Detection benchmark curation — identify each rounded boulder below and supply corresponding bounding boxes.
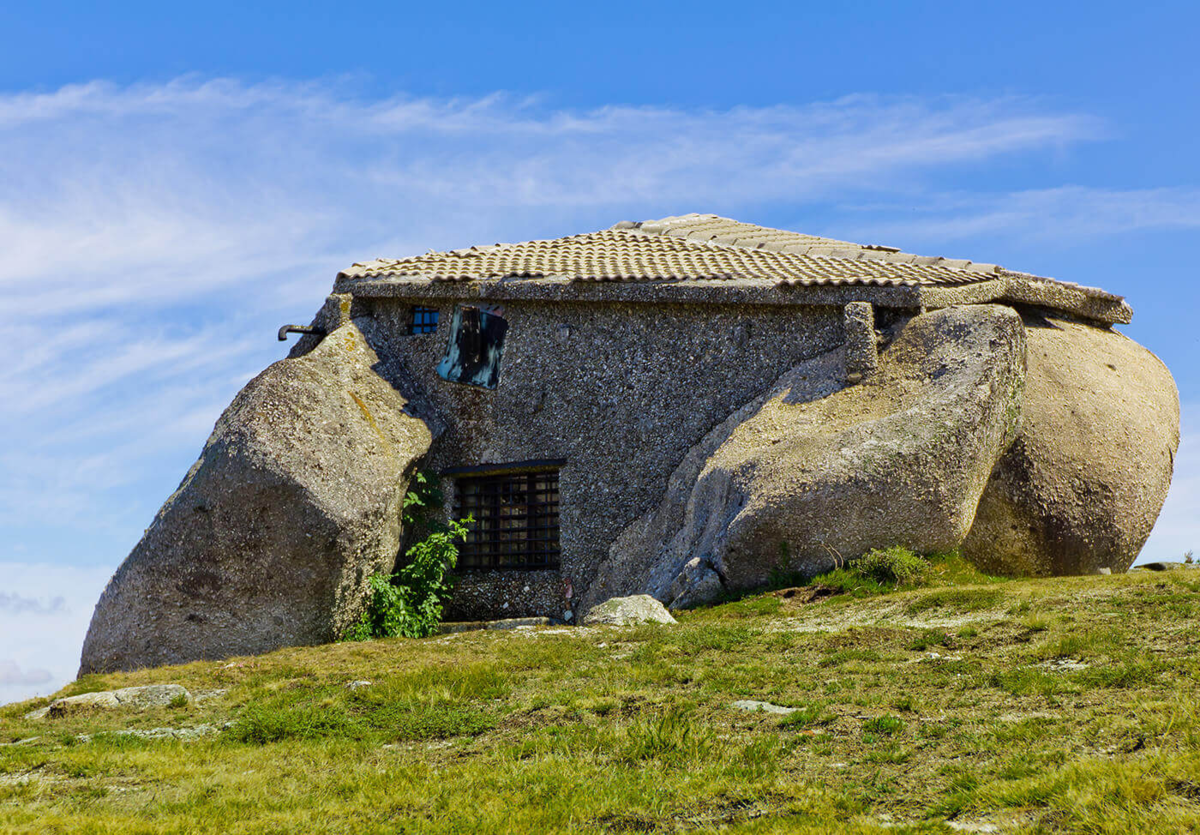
[962,311,1179,575]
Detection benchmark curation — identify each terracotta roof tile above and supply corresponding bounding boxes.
[344,225,988,288]
[337,213,1126,318]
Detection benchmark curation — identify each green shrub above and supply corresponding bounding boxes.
[347,516,470,641]
[342,468,476,641]
[401,469,443,530]
[853,546,929,587]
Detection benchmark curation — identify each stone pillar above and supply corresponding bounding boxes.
[843,302,878,384]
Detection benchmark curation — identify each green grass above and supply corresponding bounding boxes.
[905,587,1004,615]
[4,568,1200,833]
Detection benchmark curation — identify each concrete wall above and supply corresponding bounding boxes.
[362,297,845,619]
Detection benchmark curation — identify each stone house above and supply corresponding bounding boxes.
[80,214,1178,674]
[316,214,1134,618]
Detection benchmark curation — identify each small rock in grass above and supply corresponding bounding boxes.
[581,595,676,626]
[346,680,372,690]
[1040,658,1089,672]
[731,699,797,715]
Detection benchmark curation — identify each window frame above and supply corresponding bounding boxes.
[450,463,562,572]
[408,305,440,335]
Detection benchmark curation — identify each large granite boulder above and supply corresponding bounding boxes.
[962,312,1179,575]
[587,305,1026,610]
[80,320,432,674]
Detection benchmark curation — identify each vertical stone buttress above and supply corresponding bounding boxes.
[843,302,878,384]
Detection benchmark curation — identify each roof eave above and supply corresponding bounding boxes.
[334,273,928,309]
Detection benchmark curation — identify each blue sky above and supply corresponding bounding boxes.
[1,1,1196,704]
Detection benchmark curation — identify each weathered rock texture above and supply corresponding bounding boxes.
[80,320,432,674]
[962,311,1180,575]
[581,595,677,626]
[588,305,1027,609]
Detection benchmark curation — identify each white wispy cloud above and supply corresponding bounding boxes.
[840,185,1200,245]
[0,661,52,687]
[0,592,66,616]
[0,563,114,705]
[0,77,1193,705]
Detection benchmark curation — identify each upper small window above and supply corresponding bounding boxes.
[409,306,440,335]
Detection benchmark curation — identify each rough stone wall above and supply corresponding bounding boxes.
[363,298,847,617]
[442,569,569,622]
[592,304,1027,608]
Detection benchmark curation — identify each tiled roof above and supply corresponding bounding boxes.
[337,213,1128,322]
[342,218,1001,288]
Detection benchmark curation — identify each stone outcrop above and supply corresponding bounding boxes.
[581,595,677,626]
[80,320,432,674]
[962,312,1180,575]
[26,685,191,720]
[588,305,1027,609]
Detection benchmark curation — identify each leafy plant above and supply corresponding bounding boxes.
[401,469,444,529]
[347,517,471,641]
[346,471,471,641]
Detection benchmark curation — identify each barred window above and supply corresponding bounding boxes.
[454,470,560,570]
[409,306,440,335]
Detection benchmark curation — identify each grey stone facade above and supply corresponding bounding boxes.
[360,297,846,618]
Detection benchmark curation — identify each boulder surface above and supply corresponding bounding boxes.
[588,305,1027,609]
[962,312,1179,575]
[80,320,432,674]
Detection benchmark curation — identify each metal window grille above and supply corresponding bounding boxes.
[454,470,560,570]
[409,306,440,334]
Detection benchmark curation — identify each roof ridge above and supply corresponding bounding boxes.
[620,214,1018,277]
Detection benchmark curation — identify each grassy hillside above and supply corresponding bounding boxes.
[3,559,1199,833]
